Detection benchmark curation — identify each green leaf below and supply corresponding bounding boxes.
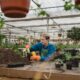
[67,27,80,41]
[64,1,73,10]
[0,18,4,29]
[38,10,48,16]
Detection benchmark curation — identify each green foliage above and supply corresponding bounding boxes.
[0,14,5,47]
[63,0,80,11]
[0,34,6,47]
[67,27,80,41]
[18,36,29,44]
[0,18,4,29]
[56,43,80,50]
[18,36,29,48]
[64,1,73,10]
[56,43,66,50]
[11,44,22,56]
[38,10,49,16]
[18,37,26,41]
[64,44,80,48]
[0,14,4,29]
[64,52,72,61]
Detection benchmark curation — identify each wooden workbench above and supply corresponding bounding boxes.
[0,62,80,80]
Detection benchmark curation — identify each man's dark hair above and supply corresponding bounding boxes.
[45,35,50,40]
[41,33,50,40]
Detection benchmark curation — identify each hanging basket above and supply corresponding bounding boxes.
[75,0,80,10]
[0,0,30,18]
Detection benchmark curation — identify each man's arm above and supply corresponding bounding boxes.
[30,43,41,52]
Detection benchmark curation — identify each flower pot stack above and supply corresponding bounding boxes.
[0,0,30,18]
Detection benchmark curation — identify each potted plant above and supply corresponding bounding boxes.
[66,60,72,70]
[64,52,72,70]
[71,58,79,68]
[55,59,64,71]
[0,0,30,18]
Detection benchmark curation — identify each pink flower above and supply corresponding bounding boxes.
[25,44,30,49]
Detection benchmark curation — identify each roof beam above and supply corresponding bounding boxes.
[6,22,80,29]
[5,14,80,22]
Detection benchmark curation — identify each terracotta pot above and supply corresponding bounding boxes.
[0,0,30,18]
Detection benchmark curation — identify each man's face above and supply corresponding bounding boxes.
[41,36,48,45]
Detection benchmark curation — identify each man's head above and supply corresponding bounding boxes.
[41,35,50,46]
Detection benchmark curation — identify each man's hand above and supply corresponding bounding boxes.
[30,55,40,61]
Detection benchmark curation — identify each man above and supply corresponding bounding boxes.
[30,35,56,61]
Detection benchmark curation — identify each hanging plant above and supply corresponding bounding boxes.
[64,1,73,10]
[63,0,80,10]
[38,10,49,16]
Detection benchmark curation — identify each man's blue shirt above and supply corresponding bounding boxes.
[30,42,56,61]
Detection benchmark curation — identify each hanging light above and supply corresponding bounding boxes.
[0,0,30,18]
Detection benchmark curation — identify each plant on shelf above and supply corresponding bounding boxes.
[67,27,80,44]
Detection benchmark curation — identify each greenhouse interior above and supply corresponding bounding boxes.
[0,0,80,80]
